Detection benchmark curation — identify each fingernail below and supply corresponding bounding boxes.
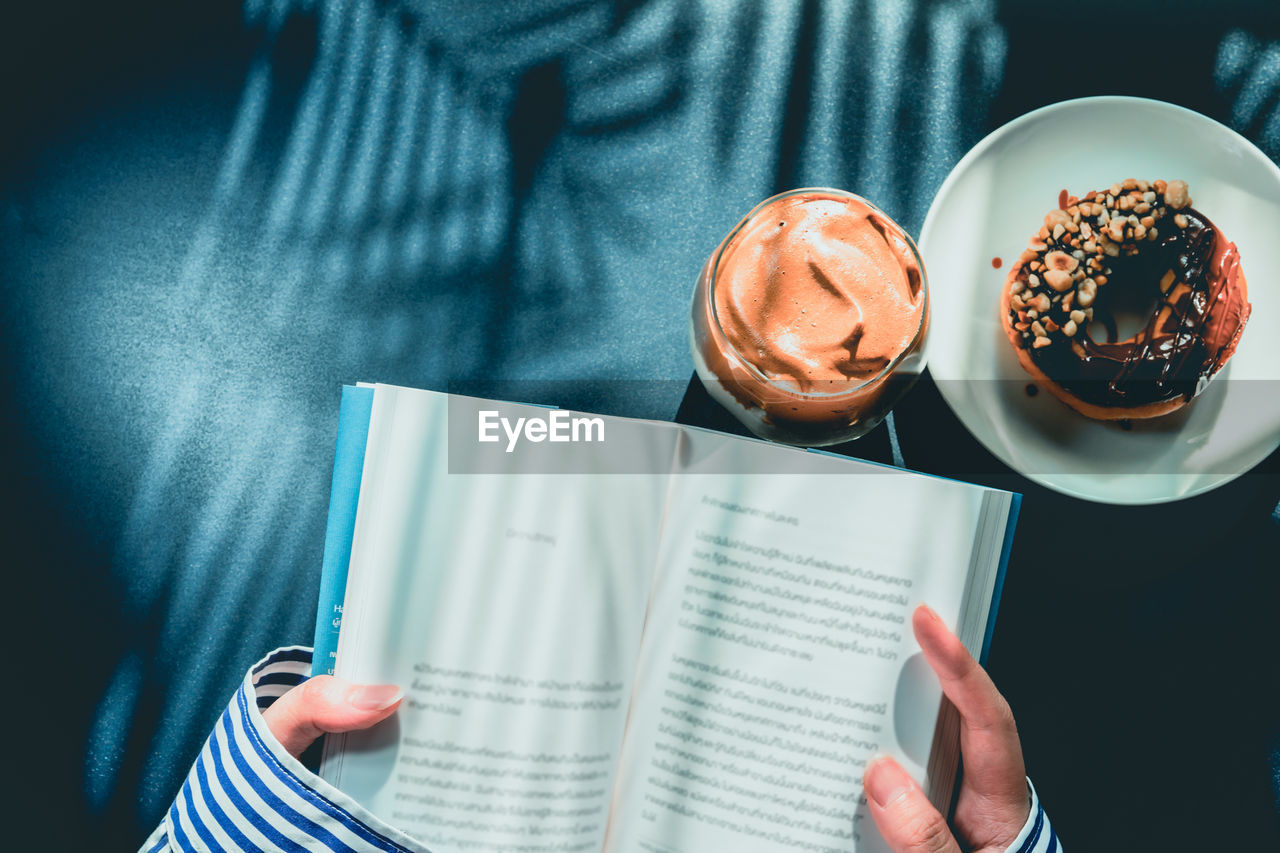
[864,756,913,807]
[917,604,941,623]
[348,685,403,711]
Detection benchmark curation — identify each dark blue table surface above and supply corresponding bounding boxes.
[4,1,1279,849]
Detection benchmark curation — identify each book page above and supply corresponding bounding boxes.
[604,430,987,853]
[322,387,678,853]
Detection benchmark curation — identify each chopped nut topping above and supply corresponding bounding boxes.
[1044,208,1071,230]
[1076,278,1097,307]
[1043,250,1078,273]
[1009,179,1192,352]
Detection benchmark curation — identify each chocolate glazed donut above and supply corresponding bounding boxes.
[1000,179,1251,420]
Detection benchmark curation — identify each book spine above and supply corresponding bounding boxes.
[310,385,376,677]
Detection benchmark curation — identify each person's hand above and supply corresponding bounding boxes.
[261,675,403,758]
[862,605,1030,853]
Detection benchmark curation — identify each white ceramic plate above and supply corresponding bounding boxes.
[919,97,1280,504]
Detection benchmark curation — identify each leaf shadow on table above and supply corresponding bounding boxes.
[53,0,703,841]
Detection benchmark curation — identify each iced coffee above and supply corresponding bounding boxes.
[691,188,929,445]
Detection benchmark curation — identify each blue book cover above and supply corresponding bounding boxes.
[980,492,1021,667]
[311,385,375,677]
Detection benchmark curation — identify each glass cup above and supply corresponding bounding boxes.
[690,188,929,446]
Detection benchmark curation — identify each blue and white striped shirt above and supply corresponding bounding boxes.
[142,647,1060,853]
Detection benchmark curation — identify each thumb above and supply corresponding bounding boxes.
[261,675,403,758]
[863,756,961,853]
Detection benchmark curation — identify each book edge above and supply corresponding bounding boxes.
[311,385,376,678]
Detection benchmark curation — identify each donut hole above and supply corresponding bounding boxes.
[1085,277,1162,345]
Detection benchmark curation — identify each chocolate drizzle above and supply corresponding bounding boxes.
[1020,207,1247,408]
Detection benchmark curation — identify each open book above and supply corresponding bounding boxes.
[313,384,1020,853]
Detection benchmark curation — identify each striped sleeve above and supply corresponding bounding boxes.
[139,646,432,853]
[1004,779,1061,853]
[143,647,1061,853]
